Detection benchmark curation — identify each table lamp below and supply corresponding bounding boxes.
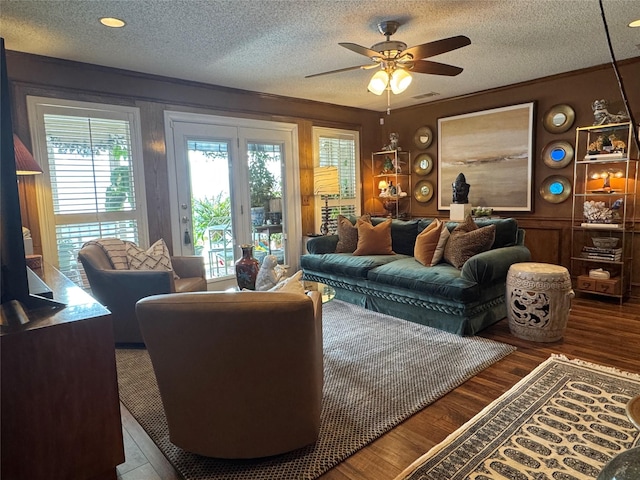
[313,166,340,235]
[14,134,43,175]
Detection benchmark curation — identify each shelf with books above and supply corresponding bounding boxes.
[570,121,638,302]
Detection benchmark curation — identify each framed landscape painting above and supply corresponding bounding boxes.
[437,102,535,211]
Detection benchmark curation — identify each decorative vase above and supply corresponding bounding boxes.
[235,244,260,290]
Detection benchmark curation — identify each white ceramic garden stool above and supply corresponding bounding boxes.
[506,262,574,342]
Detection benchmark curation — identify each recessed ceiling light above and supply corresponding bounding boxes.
[99,17,126,28]
[629,19,640,28]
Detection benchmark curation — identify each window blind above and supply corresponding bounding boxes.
[42,113,141,285]
[314,128,360,233]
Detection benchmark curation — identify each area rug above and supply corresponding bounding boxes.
[115,300,516,480]
[396,354,640,480]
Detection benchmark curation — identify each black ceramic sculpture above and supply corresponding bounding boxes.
[452,173,470,204]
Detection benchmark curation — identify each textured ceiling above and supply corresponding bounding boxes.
[1,0,639,112]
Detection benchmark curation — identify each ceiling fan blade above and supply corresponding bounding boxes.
[305,64,374,79]
[410,60,464,76]
[402,35,471,61]
[339,42,382,59]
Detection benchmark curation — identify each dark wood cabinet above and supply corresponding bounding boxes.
[1,264,124,479]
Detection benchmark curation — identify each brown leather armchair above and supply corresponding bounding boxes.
[135,291,323,458]
[78,244,207,343]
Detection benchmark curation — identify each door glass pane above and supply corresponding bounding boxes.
[248,142,285,265]
[187,140,235,280]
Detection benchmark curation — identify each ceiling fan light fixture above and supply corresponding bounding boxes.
[390,69,412,94]
[368,70,389,95]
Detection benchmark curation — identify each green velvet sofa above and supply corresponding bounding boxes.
[301,217,531,335]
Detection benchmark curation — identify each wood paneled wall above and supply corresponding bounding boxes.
[379,57,640,293]
[6,51,379,254]
[7,50,640,296]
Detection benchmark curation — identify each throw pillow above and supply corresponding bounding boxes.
[432,225,451,265]
[353,218,395,256]
[82,238,129,270]
[125,239,179,278]
[454,213,478,234]
[414,218,450,266]
[335,214,371,253]
[268,270,305,295]
[443,221,496,269]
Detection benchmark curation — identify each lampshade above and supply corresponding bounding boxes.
[313,166,340,195]
[367,70,389,96]
[390,69,412,94]
[378,180,388,190]
[14,134,43,175]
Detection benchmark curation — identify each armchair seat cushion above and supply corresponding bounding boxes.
[175,276,207,293]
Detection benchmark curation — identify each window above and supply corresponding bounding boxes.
[27,97,147,285]
[312,127,360,233]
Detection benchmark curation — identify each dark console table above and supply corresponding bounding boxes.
[1,263,125,479]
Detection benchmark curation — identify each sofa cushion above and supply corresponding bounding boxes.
[300,252,408,279]
[336,214,370,253]
[371,217,419,255]
[444,219,496,269]
[367,257,479,303]
[475,217,518,248]
[354,218,394,255]
[419,216,518,249]
[414,218,450,266]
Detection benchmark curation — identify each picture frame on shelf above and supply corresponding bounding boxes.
[437,102,535,211]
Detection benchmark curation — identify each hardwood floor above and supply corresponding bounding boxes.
[117,295,640,479]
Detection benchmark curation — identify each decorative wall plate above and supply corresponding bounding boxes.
[414,180,434,203]
[543,104,575,133]
[413,126,433,149]
[540,175,571,203]
[413,153,433,176]
[542,140,574,169]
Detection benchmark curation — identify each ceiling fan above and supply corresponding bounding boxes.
[306,20,470,97]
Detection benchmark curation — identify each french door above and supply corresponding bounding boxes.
[165,113,300,286]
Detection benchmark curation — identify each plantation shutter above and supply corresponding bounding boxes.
[35,106,145,285]
[314,128,360,233]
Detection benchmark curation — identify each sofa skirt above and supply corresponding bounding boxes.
[312,274,507,336]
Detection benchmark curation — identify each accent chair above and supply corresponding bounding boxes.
[135,290,323,458]
[78,243,207,343]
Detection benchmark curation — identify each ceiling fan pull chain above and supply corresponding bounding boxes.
[387,88,391,115]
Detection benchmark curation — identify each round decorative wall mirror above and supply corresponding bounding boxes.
[413,153,433,175]
[542,140,574,168]
[543,104,575,133]
[540,175,571,203]
[413,126,433,149]
[414,180,434,203]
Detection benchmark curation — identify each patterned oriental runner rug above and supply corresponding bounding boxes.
[116,300,515,480]
[396,355,640,480]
